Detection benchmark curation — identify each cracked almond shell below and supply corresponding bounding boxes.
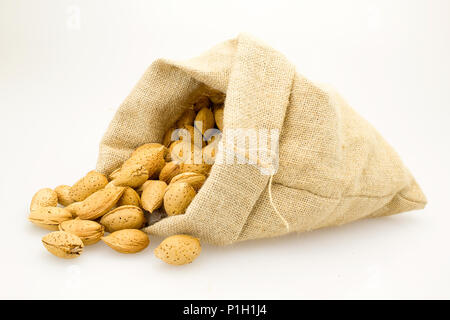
[42,231,84,259]
[112,163,149,188]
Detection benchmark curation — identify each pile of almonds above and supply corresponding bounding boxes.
[28,90,225,266]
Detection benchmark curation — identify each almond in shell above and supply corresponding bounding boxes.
[168,141,202,163]
[69,185,125,220]
[149,156,166,179]
[154,234,201,265]
[180,162,211,176]
[30,188,58,211]
[109,167,122,180]
[118,187,141,207]
[102,229,149,254]
[141,180,167,213]
[29,207,73,230]
[112,163,149,188]
[100,205,145,232]
[59,219,104,245]
[135,180,152,195]
[194,107,215,134]
[54,185,74,207]
[159,161,182,184]
[174,125,194,144]
[202,140,219,165]
[126,143,167,177]
[163,182,196,216]
[69,171,108,202]
[42,231,84,259]
[170,172,206,192]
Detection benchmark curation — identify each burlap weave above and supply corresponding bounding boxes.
[96,34,427,245]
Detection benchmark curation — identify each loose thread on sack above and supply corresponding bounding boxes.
[267,174,290,231]
[222,143,290,231]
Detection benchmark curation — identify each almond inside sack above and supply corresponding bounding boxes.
[96,34,427,245]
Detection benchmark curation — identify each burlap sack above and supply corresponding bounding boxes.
[96,34,427,245]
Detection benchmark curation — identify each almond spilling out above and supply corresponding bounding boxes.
[59,219,104,245]
[54,185,74,207]
[30,87,226,263]
[163,182,196,216]
[30,188,58,212]
[29,207,73,230]
[69,171,109,202]
[68,185,125,220]
[100,205,146,232]
[42,231,84,259]
[154,234,201,266]
[102,229,149,254]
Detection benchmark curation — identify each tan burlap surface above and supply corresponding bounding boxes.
[96,34,427,245]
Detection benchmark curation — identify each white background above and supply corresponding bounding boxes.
[1,0,449,299]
